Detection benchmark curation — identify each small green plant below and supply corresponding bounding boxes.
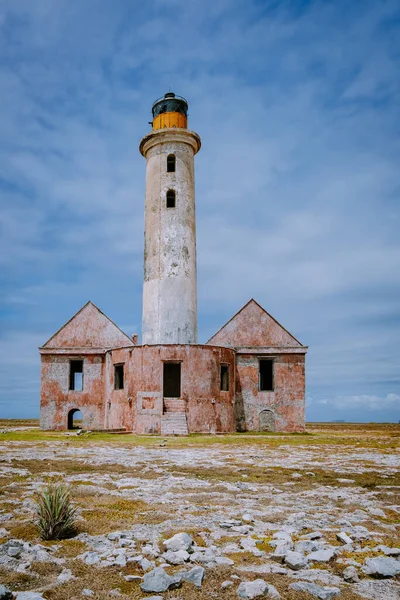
[34,483,77,540]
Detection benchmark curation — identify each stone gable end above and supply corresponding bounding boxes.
[208,299,302,348]
[41,302,132,349]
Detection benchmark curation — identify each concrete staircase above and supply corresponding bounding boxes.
[161,405,188,436]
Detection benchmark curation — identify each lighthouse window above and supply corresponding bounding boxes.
[220,364,229,391]
[69,360,83,391]
[167,154,176,172]
[114,364,124,390]
[259,359,274,391]
[166,190,176,208]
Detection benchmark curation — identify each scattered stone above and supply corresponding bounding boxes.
[285,551,308,570]
[7,545,21,558]
[84,552,100,565]
[16,594,46,600]
[180,565,205,587]
[0,585,12,600]
[267,585,281,599]
[109,590,121,597]
[57,568,74,584]
[215,556,234,566]
[222,580,234,588]
[82,590,94,597]
[289,582,340,599]
[140,557,156,571]
[140,567,182,593]
[307,549,335,562]
[141,597,163,600]
[343,565,359,583]
[336,532,353,545]
[162,549,189,565]
[377,545,400,556]
[291,472,302,479]
[162,533,193,553]
[305,531,323,540]
[363,556,400,578]
[242,513,254,522]
[124,575,142,582]
[237,579,269,598]
[220,520,242,529]
[295,540,321,554]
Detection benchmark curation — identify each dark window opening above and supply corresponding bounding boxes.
[259,359,274,391]
[68,409,82,430]
[114,364,124,390]
[163,362,181,397]
[166,189,176,208]
[69,360,83,391]
[220,364,229,391]
[167,154,176,172]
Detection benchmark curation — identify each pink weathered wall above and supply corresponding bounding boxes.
[208,299,303,348]
[235,352,305,432]
[102,345,236,433]
[40,354,106,430]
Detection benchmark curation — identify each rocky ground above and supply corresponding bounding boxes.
[0,423,399,600]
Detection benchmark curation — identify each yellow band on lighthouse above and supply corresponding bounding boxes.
[152,112,187,130]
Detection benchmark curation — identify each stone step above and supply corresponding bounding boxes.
[161,413,188,436]
[163,398,186,412]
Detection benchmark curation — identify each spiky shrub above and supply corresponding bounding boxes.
[34,483,78,540]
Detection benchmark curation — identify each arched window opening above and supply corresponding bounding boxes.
[68,409,83,430]
[167,154,176,173]
[166,190,176,208]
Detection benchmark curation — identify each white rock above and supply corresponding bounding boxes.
[124,575,142,581]
[0,585,12,600]
[336,532,353,545]
[141,597,163,600]
[305,531,323,540]
[237,579,269,599]
[242,513,254,522]
[377,545,400,556]
[267,585,281,599]
[363,556,400,578]
[162,532,193,553]
[272,531,292,543]
[16,594,46,600]
[215,556,234,566]
[140,567,182,593]
[57,568,74,584]
[162,549,189,565]
[82,590,94,597]
[140,557,156,571]
[307,549,335,562]
[289,582,340,599]
[180,565,205,587]
[295,540,321,554]
[285,551,308,570]
[343,565,359,582]
[222,580,234,588]
[84,552,100,565]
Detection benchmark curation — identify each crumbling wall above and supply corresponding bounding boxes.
[40,354,105,430]
[235,352,305,433]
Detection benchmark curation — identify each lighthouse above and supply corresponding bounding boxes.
[139,93,201,345]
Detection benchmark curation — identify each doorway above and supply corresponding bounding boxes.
[259,409,275,432]
[68,409,83,430]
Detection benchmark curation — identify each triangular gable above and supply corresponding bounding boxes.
[207,299,303,348]
[41,301,132,349]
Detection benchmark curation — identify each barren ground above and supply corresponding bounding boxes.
[0,422,399,600]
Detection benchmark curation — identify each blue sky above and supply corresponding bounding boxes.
[0,0,399,422]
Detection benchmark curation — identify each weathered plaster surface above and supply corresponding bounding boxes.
[208,299,303,348]
[141,129,200,345]
[235,352,306,433]
[42,301,132,350]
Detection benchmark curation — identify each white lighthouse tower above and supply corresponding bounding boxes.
[139,93,201,345]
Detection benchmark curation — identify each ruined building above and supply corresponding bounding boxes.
[39,93,307,434]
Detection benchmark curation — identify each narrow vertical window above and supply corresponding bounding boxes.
[114,364,124,390]
[69,360,83,391]
[166,189,176,208]
[259,359,274,391]
[167,154,176,172]
[220,364,229,391]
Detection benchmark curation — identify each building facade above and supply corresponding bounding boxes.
[39,93,307,434]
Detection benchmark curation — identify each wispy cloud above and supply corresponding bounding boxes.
[0,0,399,420]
